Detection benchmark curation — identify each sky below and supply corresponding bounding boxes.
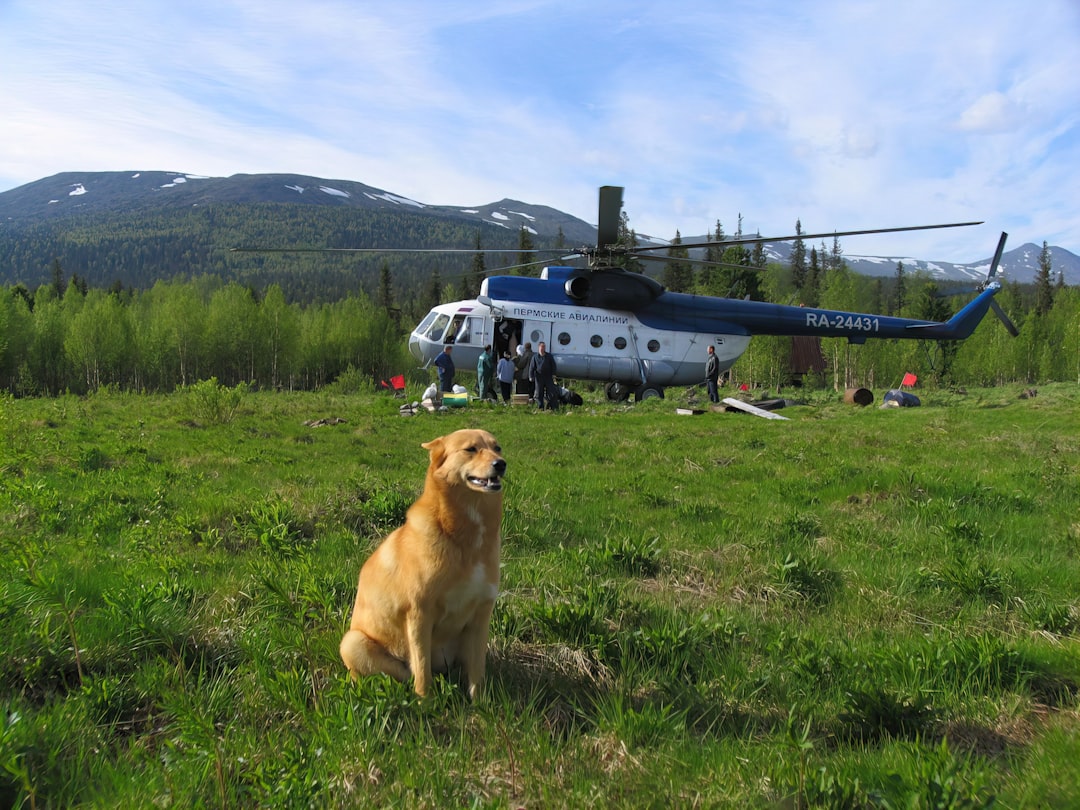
[1,0,1078,262]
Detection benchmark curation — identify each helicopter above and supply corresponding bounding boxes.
[405,186,1014,401]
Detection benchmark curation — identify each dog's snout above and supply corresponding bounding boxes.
[492,458,507,476]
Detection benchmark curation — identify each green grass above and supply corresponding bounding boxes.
[1,383,1078,808]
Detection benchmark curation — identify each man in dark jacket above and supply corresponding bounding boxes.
[434,345,455,394]
[530,341,559,410]
[705,344,721,403]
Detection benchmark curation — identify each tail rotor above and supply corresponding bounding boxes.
[985,232,1018,336]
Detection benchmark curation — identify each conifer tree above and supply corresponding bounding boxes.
[714,217,761,302]
[662,231,693,292]
[517,225,536,277]
[893,261,906,314]
[423,269,442,314]
[806,247,821,307]
[467,231,486,297]
[51,259,66,298]
[830,234,843,271]
[613,211,644,273]
[751,234,766,270]
[699,220,726,293]
[790,220,807,293]
[1035,240,1054,316]
[377,261,395,312]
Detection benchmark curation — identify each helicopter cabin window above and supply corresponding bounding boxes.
[614,337,627,350]
[447,314,479,344]
[424,313,450,342]
[558,332,571,346]
[590,335,603,348]
[647,339,661,353]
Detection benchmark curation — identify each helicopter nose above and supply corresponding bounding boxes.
[408,333,424,363]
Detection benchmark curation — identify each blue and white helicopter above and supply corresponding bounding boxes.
[407,186,1015,401]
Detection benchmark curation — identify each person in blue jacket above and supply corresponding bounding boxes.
[434,345,455,394]
[496,351,516,403]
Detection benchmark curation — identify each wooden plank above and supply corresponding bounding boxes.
[721,397,790,420]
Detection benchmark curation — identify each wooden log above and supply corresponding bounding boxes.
[722,397,790,420]
[844,387,874,406]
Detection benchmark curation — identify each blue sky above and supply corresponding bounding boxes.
[1,0,1077,262]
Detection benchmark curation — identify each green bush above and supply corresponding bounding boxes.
[186,377,248,424]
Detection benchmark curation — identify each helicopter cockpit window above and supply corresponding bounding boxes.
[590,335,603,348]
[416,311,438,334]
[457,315,479,343]
[446,315,467,344]
[647,339,661,353]
[558,332,571,346]
[424,314,450,342]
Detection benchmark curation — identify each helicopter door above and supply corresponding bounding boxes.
[493,318,523,357]
[626,325,648,384]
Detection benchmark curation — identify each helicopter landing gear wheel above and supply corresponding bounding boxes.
[634,385,664,402]
[605,381,632,402]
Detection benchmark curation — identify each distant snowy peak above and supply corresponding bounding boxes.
[752,241,1078,285]
[2,170,1075,283]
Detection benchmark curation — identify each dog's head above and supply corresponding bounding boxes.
[422,429,506,494]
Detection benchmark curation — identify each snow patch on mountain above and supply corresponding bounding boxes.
[362,191,423,207]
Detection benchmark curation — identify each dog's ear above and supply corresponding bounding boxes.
[421,436,446,468]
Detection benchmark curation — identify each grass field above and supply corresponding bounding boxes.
[1,382,1078,808]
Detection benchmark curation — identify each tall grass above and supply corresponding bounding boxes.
[1,384,1078,807]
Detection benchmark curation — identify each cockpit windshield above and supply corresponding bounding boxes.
[422,313,451,342]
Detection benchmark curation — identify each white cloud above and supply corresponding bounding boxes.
[956,93,1021,133]
[0,0,1078,261]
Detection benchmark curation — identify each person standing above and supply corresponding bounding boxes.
[530,341,559,411]
[705,344,721,403]
[476,344,495,400]
[496,351,515,403]
[514,341,535,400]
[434,345,455,395]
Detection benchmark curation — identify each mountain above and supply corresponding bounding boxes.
[0,171,598,244]
[753,240,1079,286]
[1,171,1076,291]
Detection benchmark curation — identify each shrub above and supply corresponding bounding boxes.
[186,377,248,424]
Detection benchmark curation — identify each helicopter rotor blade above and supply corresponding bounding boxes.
[229,246,560,255]
[631,221,984,254]
[990,298,1019,337]
[636,253,771,273]
[984,232,1018,336]
[596,185,623,249]
[985,231,1008,283]
[485,255,580,275]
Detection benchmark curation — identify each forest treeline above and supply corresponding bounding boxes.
[0,273,421,396]
[1,256,1077,398]
[1,200,1077,396]
[0,203,547,302]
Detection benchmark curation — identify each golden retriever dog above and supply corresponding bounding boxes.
[340,429,505,699]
